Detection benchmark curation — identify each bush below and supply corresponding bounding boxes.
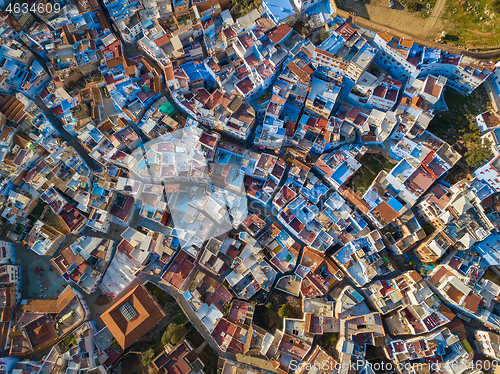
[111,338,121,349]
[223,303,231,318]
[161,323,186,345]
[142,348,155,366]
[423,223,435,236]
[492,0,500,13]
[406,1,419,11]
[277,304,291,318]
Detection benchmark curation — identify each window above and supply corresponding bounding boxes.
[120,302,138,321]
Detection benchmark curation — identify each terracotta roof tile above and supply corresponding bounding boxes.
[101,284,166,349]
[22,287,76,314]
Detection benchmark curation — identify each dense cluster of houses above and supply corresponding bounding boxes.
[1,0,500,372]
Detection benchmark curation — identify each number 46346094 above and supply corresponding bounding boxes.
[5,2,61,14]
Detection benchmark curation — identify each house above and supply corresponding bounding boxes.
[51,236,113,294]
[414,179,493,261]
[118,228,154,267]
[475,155,500,192]
[367,77,401,111]
[365,270,455,335]
[100,249,141,298]
[9,286,89,355]
[152,341,205,373]
[162,251,196,292]
[476,330,500,360]
[313,23,376,83]
[225,243,277,299]
[100,284,166,349]
[305,78,340,119]
[37,321,104,373]
[417,75,447,107]
[23,220,65,256]
[314,145,364,189]
[476,111,500,133]
[384,327,474,373]
[427,264,500,330]
[299,247,343,298]
[261,0,297,24]
[295,346,337,374]
[334,230,388,287]
[373,31,494,94]
[337,312,385,374]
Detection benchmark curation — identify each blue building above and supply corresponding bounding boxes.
[261,0,297,24]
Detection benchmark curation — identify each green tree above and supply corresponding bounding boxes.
[142,348,155,366]
[315,29,329,45]
[277,304,291,318]
[265,301,273,316]
[161,323,186,345]
[423,223,435,236]
[461,122,493,169]
[318,333,338,349]
[464,138,493,169]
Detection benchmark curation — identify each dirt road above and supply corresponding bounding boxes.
[424,0,447,35]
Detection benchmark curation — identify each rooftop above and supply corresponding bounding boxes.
[100,284,166,349]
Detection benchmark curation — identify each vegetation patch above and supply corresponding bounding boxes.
[30,200,47,220]
[145,282,175,307]
[348,165,376,195]
[346,150,395,195]
[461,339,473,353]
[173,313,188,325]
[186,326,205,348]
[162,323,187,346]
[315,28,329,45]
[442,0,500,48]
[428,87,492,174]
[254,291,302,331]
[58,333,77,353]
[201,344,218,374]
[230,0,262,18]
[461,122,493,169]
[318,333,339,357]
[360,153,396,175]
[400,0,437,16]
[141,348,155,367]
